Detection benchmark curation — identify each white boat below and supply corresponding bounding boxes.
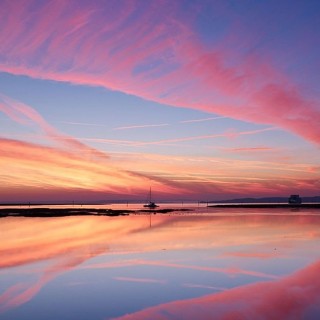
[143,188,159,208]
[288,194,302,205]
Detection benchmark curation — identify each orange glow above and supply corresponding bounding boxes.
[3,137,319,201]
[0,138,181,201]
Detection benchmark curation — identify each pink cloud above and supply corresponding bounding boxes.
[0,1,319,145]
[113,259,320,319]
[0,94,108,160]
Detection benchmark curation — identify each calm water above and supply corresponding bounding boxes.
[1,206,320,319]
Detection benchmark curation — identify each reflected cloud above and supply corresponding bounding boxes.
[0,252,97,312]
[1,214,320,314]
[3,214,319,270]
[0,216,153,312]
[114,259,320,320]
[0,216,144,269]
[82,258,278,280]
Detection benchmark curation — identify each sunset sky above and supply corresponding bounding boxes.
[0,0,319,203]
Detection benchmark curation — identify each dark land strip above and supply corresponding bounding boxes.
[208,203,320,209]
[0,207,191,218]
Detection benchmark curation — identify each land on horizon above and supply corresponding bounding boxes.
[2,197,320,219]
[2,195,320,206]
[209,195,320,204]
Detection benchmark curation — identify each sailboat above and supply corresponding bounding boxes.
[143,187,159,208]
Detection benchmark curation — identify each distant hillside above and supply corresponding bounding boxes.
[210,196,320,204]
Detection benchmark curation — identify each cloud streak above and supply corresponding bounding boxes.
[0,94,108,160]
[179,116,226,123]
[0,1,319,144]
[113,123,169,130]
[81,127,277,147]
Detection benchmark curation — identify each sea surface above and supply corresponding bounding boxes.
[1,205,320,319]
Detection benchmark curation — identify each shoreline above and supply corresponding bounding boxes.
[208,203,320,209]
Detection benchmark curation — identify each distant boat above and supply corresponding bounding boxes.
[288,194,302,205]
[143,187,159,209]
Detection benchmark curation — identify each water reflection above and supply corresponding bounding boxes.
[114,259,320,320]
[1,212,320,319]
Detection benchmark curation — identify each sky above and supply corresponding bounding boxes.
[0,0,320,203]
